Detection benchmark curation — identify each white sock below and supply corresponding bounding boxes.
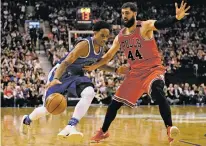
[29,106,50,121]
[72,86,95,121]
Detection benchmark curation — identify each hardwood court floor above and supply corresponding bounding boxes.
[1,106,206,146]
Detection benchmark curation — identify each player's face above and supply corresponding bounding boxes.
[94,28,110,47]
[121,8,136,28]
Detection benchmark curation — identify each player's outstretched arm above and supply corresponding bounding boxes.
[83,35,120,71]
[143,0,190,31]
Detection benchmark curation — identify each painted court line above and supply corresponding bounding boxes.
[179,140,201,146]
[85,114,206,123]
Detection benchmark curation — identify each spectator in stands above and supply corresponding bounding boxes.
[167,84,180,105]
[195,91,205,107]
[3,85,14,107]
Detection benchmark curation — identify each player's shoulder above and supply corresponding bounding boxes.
[141,20,156,27]
[71,39,90,57]
[74,39,89,49]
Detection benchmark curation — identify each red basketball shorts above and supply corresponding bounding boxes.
[114,69,165,108]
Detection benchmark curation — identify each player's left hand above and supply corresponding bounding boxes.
[175,1,190,20]
[83,65,98,72]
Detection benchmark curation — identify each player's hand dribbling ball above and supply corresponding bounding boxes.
[45,93,67,115]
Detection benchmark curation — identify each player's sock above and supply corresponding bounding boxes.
[151,80,172,127]
[102,99,123,133]
[29,106,50,121]
[68,117,79,126]
[68,86,95,126]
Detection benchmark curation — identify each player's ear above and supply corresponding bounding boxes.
[134,12,137,17]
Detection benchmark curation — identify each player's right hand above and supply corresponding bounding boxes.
[46,79,62,89]
[116,66,130,75]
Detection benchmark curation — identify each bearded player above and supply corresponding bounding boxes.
[84,1,190,144]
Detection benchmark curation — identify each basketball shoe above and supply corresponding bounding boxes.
[90,128,110,142]
[19,115,32,135]
[57,125,83,142]
[167,126,180,144]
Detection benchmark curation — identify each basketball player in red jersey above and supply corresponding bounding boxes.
[84,1,190,144]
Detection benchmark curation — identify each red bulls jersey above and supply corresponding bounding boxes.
[118,21,165,72]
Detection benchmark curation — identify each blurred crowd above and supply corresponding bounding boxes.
[1,0,26,30]
[1,48,46,107]
[1,0,206,107]
[1,1,46,107]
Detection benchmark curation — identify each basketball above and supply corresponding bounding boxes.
[45,93,67,115]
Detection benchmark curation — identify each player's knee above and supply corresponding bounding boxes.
[151,80,164,94]
[151,80,166,101]
[81,86,95,102]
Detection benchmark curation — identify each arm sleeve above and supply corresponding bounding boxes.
[154,16,179,29]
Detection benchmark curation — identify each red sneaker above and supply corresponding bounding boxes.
[91,128,109,142]
[167,126,180,143]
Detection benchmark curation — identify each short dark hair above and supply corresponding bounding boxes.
[121,2,137,12]
[92,21,111,32]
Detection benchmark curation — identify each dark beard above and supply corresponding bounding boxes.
[122,17,135,28]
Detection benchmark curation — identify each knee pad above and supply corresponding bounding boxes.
[80,86,95,103]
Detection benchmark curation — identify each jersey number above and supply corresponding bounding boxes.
[128,49,143,61]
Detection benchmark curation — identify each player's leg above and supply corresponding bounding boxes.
[91,76,143,142]
[150,80,172,127]
[90,99,123,142]
[20,107,50,133]
[102,100,124,133]
[58,83,95,140]
[70,83,95,125]
[19,88,51,134]
[20,65,58,134]
[150,79,179,143]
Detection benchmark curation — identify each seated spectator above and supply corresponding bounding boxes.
[167,84,181,105]
[4,85,14,107]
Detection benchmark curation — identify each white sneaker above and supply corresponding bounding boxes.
[57,125,83,142]
[19,115,31,136]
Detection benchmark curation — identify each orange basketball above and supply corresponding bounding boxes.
[45,93,67,115]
